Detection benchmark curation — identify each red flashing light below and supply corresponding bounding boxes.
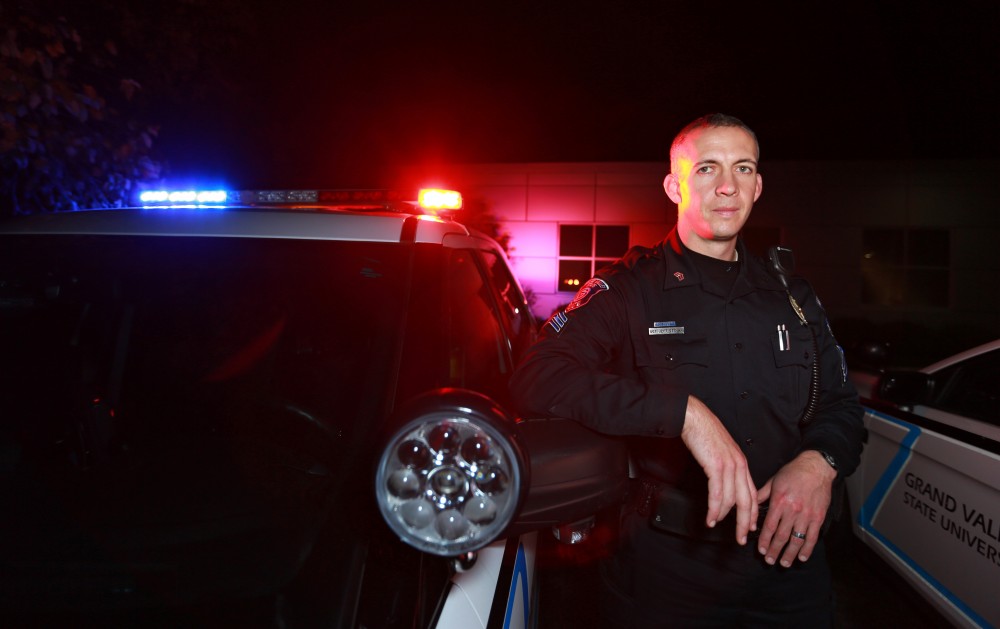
[418,189,463,212]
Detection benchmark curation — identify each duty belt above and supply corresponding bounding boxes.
[635,479,767,544]
[634,478,841,542]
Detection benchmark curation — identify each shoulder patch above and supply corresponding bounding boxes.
[565,278,610,313]
[546,310,569,334]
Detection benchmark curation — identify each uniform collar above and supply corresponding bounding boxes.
[659,227,785,297]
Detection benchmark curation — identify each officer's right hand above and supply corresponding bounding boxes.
[680,395,758,545]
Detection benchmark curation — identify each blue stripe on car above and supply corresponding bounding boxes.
[859,407,991,628]
[503,542,530,629]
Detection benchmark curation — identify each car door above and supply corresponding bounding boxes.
[850,349,1000,628]
[433,245,537,628]
[374,241,537,628]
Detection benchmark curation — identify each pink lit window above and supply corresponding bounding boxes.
[558,225,629,292]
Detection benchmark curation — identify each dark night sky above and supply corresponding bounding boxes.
[152,1,1000,188]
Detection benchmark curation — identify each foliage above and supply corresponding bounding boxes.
[0,0,255,216]
[458,195,538,310]
[460,195,512,253]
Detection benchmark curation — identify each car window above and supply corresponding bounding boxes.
[445,249,510,400]
[0,235,407,475]
[478,249,534,362]
[931,348,1000,426]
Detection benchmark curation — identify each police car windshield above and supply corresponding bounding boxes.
[0,234,406,486]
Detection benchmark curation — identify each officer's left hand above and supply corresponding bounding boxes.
[755,451,837,568]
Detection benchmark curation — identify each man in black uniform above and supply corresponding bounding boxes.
[510,113,866,627]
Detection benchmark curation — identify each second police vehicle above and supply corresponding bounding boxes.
[846,338,1000,628]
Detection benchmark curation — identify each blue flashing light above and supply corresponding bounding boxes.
[139,190,228,205]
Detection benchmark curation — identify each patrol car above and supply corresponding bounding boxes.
[845,338,1000,628]
[0,189,627,628]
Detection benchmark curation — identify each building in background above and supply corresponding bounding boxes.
[408,160,999,366]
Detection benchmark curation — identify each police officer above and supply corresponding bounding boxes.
[510,114,866,627]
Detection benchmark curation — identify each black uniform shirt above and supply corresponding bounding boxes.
[510,227,866,490]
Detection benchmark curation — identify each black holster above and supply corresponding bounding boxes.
[647,483,762,543]
[636,478,843,543]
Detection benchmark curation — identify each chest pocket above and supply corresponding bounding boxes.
[634,336,711,404]
[638,337,710,370]
[770,325,813,419]
[770,325,814,369]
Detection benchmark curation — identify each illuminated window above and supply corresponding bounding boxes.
[558,225,629,292]
[861,228,950,307]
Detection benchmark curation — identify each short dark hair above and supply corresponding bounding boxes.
[669,113,759,167]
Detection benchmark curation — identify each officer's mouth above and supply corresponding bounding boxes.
[711,206,741,218]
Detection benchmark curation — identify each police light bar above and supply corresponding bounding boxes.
[135,188,463,213]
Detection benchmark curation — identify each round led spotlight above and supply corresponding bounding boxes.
[387,468,422,499]
[461,435,492,464]
[427,423,461,456]
[428,465,469,503]
[464,495,498,525]
[397,439,431,467]
[400,499,436,528]
[435,509,470,540]
[474,465,509,494]
[375,390,525,557]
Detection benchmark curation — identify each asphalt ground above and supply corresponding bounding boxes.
[535,513,950,628]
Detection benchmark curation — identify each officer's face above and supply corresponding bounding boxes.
[664,126,762,255]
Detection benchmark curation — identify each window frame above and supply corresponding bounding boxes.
[929,349,1000,427]
[557,224,630,293]
[861,227,951,308]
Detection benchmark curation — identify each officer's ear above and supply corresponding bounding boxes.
[664,173,682,204]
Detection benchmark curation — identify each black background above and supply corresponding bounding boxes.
[152,0,1000,188]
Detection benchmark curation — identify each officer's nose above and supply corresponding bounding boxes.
[716,173,738,196]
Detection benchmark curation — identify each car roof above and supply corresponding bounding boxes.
[0,206,477,246]
[923,338,1000,373]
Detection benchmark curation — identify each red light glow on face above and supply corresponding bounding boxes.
[665,127,761,256]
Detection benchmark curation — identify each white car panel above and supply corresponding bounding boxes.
[436,533,537,629]
[851,407,1000,628]
[917,406,1000,444]
[0,207,472,244]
